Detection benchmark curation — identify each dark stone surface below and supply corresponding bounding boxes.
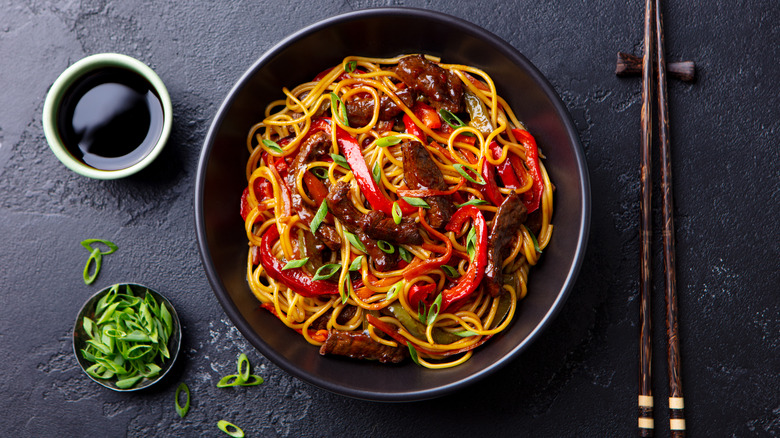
[1,0,777,436]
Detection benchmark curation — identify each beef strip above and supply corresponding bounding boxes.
[325,181,422,271]
[283,131,341,250]
[345,88,414,127]
[393,54,464,113]
[401,141,456,229]
[319,330,409,363]
[485,193,528,297]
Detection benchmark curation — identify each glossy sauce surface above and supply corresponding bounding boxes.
[58,67,164,171]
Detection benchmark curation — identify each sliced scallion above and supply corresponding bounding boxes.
[386,280,404,301]
[401,196,430,208]
[329,92,349,127]
[426,294,443,326]
[377,240,395,254]
[375,135,402,148]
[175,382,190,418]
[456,198,489,207]
[343,231,366,253]
[345,60,357,73]
[217,420,245,438]
[441,265,460,278]
[453,163,486,185]
[312,264,341,281]
[524,224,543,253]
[348,255,364,271]
[372,160,381,184]
[438,108,466,129]
[398,246,413,263]
[329,153,351,171]
[261,138,284,154]
[282,258,309,270]
[80,239,118,285]
[408,343,420,365]
[392,201,402,225]
[310,202,328,235]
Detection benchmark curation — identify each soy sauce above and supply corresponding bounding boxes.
[57,67,164,171]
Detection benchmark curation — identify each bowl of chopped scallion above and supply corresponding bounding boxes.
[72,283,182,391]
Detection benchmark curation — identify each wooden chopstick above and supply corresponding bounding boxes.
[638,0,655,435]
[654,0,686,436]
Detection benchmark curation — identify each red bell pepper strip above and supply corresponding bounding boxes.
[479,158,504,206]
[396,177,465,198]
[413,102,441,129]
[440,205,488,312]
[258,226,340,297]
[489,141,521,189]
[511,129,544,213]
[403,113,426,143]
[407,283,436,310]
[402,208,453,281]
[240,177,273,221]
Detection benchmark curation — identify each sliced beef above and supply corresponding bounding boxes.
[284,131,341,250]
[319,330,409,363]
[394,54,464,113]
[401,141,456,229]
[345,88,414,127]
[485,193,528,297]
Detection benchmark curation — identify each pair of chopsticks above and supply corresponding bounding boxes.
[632,0,687,436]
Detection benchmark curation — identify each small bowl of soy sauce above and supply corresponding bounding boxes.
[43,53,172,179]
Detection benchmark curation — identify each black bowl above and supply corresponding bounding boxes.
[195,7,590,401]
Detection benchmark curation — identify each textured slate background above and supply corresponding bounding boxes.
[1,0,778,436]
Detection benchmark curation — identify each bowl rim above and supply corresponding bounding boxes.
[42,52,173,180]
[72,282,182,392]
[195,6,590,401]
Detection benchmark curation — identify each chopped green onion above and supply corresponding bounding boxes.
[456,198,489,207]
[453,330,479,337]
[329,92,349,127]
[345,60,357,73]
[392,201,402,225]
[386,280,404,301]
[81,239,118,254]
[441,265,460,278]
[340,275,352,304]
[398,246,413,263]
[417,301,427,324]
[282,258,309,270]
[329,153,351,170]
[438,108,466,129]
[217,420,245,438]
[375,135,402,148]
[261,138,284,154]
[377,240,395,254]
[310,166,328,179]
[401,196,430,208]
[175,383,190,418]
[312,264,341,281]
[310,202,328,235]
[349,255,364,271]
[466,227,477,261]
[372,160,381,184]
[217,374,241,388]
[453,163,486,185]
[426,294,443,326]
[116,375,143,389]
[523,225,543,253]
[408,343,420,365]
[343,230,366,253]
[237,353,250,382]
[83,249,102,285]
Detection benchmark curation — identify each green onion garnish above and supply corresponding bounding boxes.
[398,246,413,263]
[392,201,402,225]
[217,420,245,438]
[282,258,309,270]
[438,108,466,129]
[386,280,404,301]
[237,353,250,382]
[345,60,357,73]
[78,284,175,389]
[426,294,443,326]
[466,227,477,261]
[441,265,460,278]
[329,153,351,171]
[312,264,341,281]
[262,138,284,154]
[418,301,427,324]
[375,135,402,148]
[372,160,381,184]
[216,353,264,388]
[80,239,118,285]
[343,230,366,253]
[310,202,328,234]
[377,240,395,254]
[349,255,364,271]
[340,275,352,304]
[310,167,328,179]
[329,92,349,127]
[408,343,420,365]
[453,163,486,185]
[401,196,430,208]
[456,198,489,207]
[524,224,542,253]
[175,383,190,418]
[453,330,479,337]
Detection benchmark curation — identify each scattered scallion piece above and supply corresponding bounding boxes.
[344,60,357,73]
[343,230,366,253]
[310,166,328,179]
[426,294,443,326]
[175,382,190,418]
[377,240,395,254]
[523,224,543,253]
[217,420,245,438]
[408,343,420,365]
[401,196,430,208]
[312,264,341,281]
[441,265,460,278]
[261,138,284,155]
[398,246,413,263]
[80,239,118,285]
[216,353,264,388]
[282,258,309,270]
[386,280,404,301]
[438,108,466,129]
[340,275,352,304]
[391,201,402,225]
[453,163,486,185]
[466,227,477,261]
[349,255,364,271]
[329,153,351,170]
[453,330,479,337]
[329,92,349,127]
[78,284,175,389]
[310,202,328,235]
[456,198,489,207]
[375,135,402,148]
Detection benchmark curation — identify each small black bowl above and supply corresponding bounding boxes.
[195,7,590,401]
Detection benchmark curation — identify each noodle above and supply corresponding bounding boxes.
[239,55,554,368]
